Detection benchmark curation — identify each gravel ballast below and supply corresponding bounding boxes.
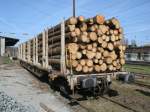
[0,91,37,112]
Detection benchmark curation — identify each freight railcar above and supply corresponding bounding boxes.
[18,15,126,95]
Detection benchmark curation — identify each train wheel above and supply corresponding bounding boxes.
[97,78,110,95]
[49,77,71,95]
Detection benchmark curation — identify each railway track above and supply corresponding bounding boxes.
[133,73,150,89]
[134,81,150,89]
[61,87,141,112]
[100,96,139,112]
[68,94,140,112]
[134,73,150,78]
[126,61,150,66]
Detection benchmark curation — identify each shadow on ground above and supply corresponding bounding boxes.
[136,89,150,97]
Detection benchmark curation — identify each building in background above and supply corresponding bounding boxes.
[0,36,19,57]
[125,46,150,62]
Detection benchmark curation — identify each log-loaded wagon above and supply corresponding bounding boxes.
[18,15,126,95]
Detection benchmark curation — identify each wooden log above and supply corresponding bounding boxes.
[118,45,126,51]
[72,60,78,67]
[71,53,77,60]
[67,17,78,25]
[87,44,93,50]
[48,32,77,43]
[97,29,103,36]
[113,67,117,71]
[109,51,117,60]
[88,32,97,41]
[110,34,116,42]
[102,35,107,41]
[120,58,125,65]
[76,52,82,59]
[78,16,85,22]
[48,30,61,37]
[80,59,86,66]
[68,25,76,32]
[99,59,103,65]
[49,55,61,59]
[48,22,76,34]
[75,28,81,36]
[99,25,108,34]
[101,63,107,71]
[107,42,114,51]
[86,59,93,67]
[116,64,121,70]
[114,41,121,47]
[87,25,96,32]
[93,24,98,29]
[98,37,103,44]
[79,23,87,32]
[71,31,77,37]
[67,43,79,54]
[48,46,61,55]
[93,58,99,64]
[48,35,61,43]
[71,37,78,42]
[118,34,123,40]
[85,18,94,25]
[114,30,119,35]
[106,31,110,35]
[83,31,88,36]
[48,42,60,49]
[103,50,109,57]
[112,61,117,67]
[111,18,120,29]
[119,27,123,33]
[105,36,110,42]
[109,30,114,35]
[106,57,113,64]
[115,36,119,41]
[122,46,126,51]
[120,51,125,58]
[86,51,96,59]
[80,44,86,50]
[76,64,82,72]
[101,41,107,48]
[49,59,60,64]
[94,15,105,24]
[92,42,98,48]
[80,34,89,43]
[98,47,104,53]
[95,65,101,72]
[83,66,89,73]
[92,47,97,52]
[82,49,87,55]
[95,52,102,59]
[88,66,93,72]
[108,65,114,71]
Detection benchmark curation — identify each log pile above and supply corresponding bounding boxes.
[48,15,126,73]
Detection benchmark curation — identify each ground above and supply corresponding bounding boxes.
[123,64,150,75]
[0,57,150,112]
[0,58,73,112]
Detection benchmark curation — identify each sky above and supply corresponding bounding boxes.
[0,0,150,46]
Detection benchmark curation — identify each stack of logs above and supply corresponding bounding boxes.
[48,15,126,73]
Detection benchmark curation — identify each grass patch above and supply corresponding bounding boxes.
[123,64,150,75]
[3,57,13,64]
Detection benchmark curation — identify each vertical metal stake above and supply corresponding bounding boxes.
[73,0,76,17]
[61,19,66,74]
